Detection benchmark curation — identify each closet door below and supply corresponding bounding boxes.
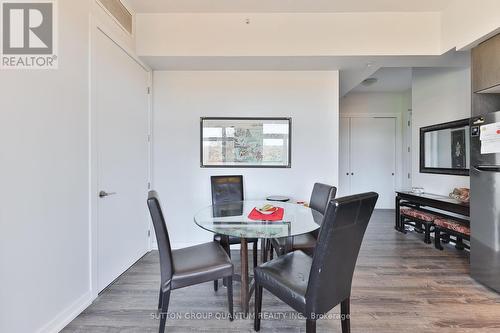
[350,117,396,209]
[93,29,150,292]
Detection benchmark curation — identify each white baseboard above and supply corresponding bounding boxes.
[170,242,209,250]
[37,290,93,333]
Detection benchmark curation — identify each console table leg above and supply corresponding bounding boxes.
[395,196,401,232]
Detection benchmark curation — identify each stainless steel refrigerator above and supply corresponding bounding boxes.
[470,110,500,292]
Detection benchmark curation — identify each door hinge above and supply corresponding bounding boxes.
[407,120,411,127]
[407,147,411,153]
[148,230,151,237]
[408,173,411,179]
[147,182,151,190]
[147,87,151,94]
[147,134,151,142]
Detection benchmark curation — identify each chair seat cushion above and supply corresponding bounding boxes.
[254,250,311,313]
[171,242,233,290]
[400,208,438,222]
[214,234,258,244]
[271,233,317,256]
[434,218,470,236]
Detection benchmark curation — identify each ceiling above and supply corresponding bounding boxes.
[351,67,412,93]
[127,0,453,13]
[139,51,469,96]
[140,52,469,71]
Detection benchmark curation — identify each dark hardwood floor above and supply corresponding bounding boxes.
[63,210,500,332]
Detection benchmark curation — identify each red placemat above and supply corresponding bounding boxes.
[248,207,284,221]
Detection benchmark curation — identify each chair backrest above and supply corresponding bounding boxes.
[147,191,174,290]
[211,175,244,205]
[305,192,378,316]
[309,183,337,215]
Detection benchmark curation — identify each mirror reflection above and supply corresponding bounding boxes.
[212,202,244,218]
[424,125,470,169]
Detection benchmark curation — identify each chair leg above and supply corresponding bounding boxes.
[226,276,234,321]
[224,243,231,258]
[254,283,263,331]
[306,319,316,333]
[158,290,170,333]
[434,228,443,250]
[215,236,231,289]
[253,241,258,268]
[158,287,163,310]
[261,239,268,263]
[341,297,351,333]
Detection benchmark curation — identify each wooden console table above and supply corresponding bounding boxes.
[395,191,470,232]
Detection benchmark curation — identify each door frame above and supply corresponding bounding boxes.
[403,109,413,188]
[339,113,403,197]
[89,17,153,299]
[338,116,352,197]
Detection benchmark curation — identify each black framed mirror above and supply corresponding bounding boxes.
[420,118,470,176]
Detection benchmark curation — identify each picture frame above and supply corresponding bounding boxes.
[419,118,470,176]
[200,117,292,168]
[451,128,466,169]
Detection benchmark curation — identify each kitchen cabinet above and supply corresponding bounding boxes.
[472,34,500,93]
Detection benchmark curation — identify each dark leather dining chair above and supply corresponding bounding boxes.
[211,175,258,291]
[270,183,337,257]
[147,191,234,333]
[254,192,378,333]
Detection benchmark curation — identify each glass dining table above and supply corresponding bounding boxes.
[194,200,323,315]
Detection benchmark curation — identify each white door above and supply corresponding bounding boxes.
[338,117,351,197]
[94,29,150,292]
[350,117,396,209]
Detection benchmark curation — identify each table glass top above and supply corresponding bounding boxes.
[194,200,323,239]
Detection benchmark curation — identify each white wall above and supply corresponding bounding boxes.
[442,0,500,50]
[0,1,139,332]
[153,71,339,247]
[93,0,137,51]
[0,1,91,332]
[411,67,471,195]
[341,92,409,115]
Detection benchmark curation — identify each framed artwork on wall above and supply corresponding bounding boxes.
[451,129,466,169]
[200,117,292,168]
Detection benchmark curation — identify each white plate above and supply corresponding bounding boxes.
[257,208,278,215]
